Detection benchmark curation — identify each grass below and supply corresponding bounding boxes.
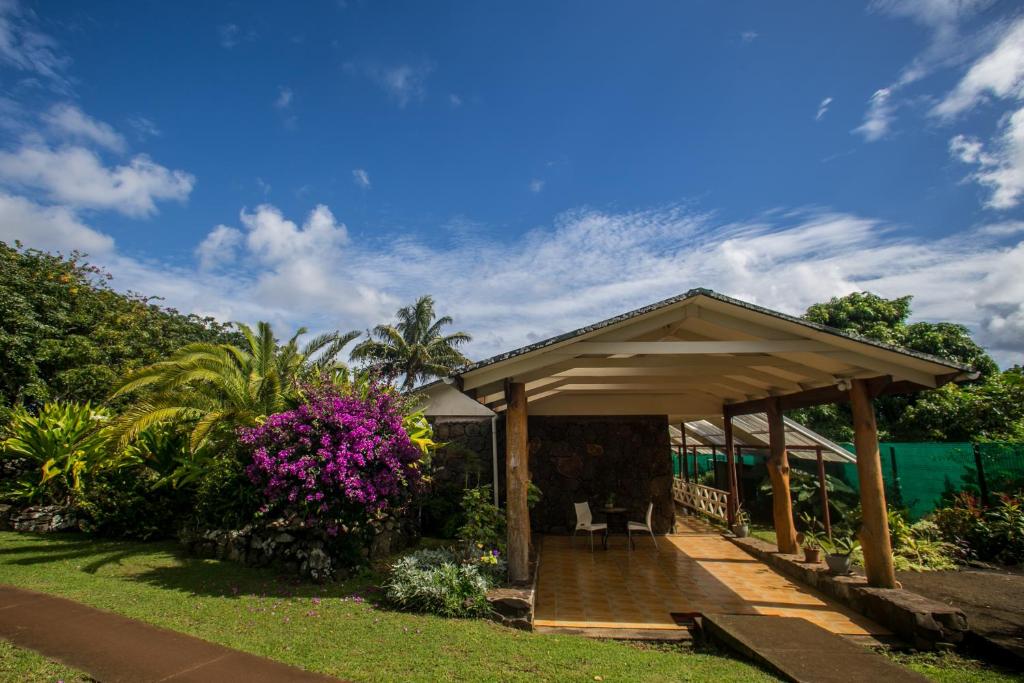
[0,639,92,682]
[885,651,1024,683]
[0,532,777,683]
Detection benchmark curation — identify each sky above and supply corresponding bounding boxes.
[1,0,1024,366]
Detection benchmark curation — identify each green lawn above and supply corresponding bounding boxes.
[0,640,92,682]
[887,651,1024,683]
[0,532,776,683]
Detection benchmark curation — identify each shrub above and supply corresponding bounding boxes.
[240,384,424,541]
[190,447,262,530]
[383,547,493,618]
[457,486,505,552]
[935,492,1024,564]
[0,402,123,504]
[76,468,187,540]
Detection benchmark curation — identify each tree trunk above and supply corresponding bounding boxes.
[766,398,798,554]
[505,381,530,584]
[850,378,897,588]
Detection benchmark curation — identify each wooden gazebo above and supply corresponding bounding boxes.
[442,289,975,588]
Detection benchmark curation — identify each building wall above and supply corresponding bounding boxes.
[525,415,673,534]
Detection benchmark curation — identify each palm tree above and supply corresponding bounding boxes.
[110,322,359,450]
[351,295,471,390]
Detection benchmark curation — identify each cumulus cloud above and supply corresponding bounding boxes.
[43,103,126,152]
[0,143,194,216]
[0,191,113,254]
[274,86,293,109]
[30,202,1016,367]
[950,106,1024,208]
[352,168,371,189]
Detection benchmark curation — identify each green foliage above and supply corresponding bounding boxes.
[111,321,359,451]
[383,547,493,618]
[889,511,959,571]
[758,468,857,522]
[798,513,826,549]
[527,481,543,509]
[351,295,471,389]
[0,402,124,504]
[934,492,1024,564]
[794,291,1010,442]
[0,242,237,420]
[457,486,506,552]
[76,468,187,540]
[820,533,860,557]
[188,448,262,530]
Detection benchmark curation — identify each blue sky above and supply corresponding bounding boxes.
[1,0,1023,365]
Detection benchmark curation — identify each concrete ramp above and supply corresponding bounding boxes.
[703,614,928,683]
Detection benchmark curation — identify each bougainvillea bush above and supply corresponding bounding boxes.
[240,384,425,559]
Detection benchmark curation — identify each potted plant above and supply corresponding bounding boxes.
[821,534,860,574]
[798,513,824,564]
[731,506,750,538]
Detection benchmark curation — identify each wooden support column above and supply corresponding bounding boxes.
[850,378,897,588]
[766,398,799,554]
[680,423,689,482]
[724,414,737,526]
[505,381,530,584]
[815,446,832,537]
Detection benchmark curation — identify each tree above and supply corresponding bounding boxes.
[792,291,1011,442]
[0,241,238,420]
[111,322,359,450]
[351,295,472,390]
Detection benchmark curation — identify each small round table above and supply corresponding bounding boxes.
[599,506,628,549]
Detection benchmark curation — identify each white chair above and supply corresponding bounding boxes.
[628,503,658,551]
[573,502,607,552]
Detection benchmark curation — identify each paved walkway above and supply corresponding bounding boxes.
[0,585,340,682]
[534,516,887,637]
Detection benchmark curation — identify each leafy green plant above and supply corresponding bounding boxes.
[1,402,123,504]
[383,547,493,618]
[798,513,825,549]
[527,481,543,509]
[935,492,1024,564]
[821,534,860,557]
[457,486,506,553]
[758,468,857,522]
[76,468,187,540]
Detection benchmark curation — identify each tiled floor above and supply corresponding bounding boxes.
[534,516,888,636]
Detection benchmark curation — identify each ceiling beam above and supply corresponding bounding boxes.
[569,340,833,355]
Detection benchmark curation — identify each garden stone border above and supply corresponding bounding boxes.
[486,542,540,630]
[727,535,967,650]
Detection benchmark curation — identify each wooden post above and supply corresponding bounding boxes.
[766,398,799,554]
[850,378,897,588]
[505,381,530,584]
[815,446,832,537]
[724,415,737,526]
[735,446,744,505]
[680,423,689,482]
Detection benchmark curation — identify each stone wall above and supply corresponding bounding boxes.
[430,419,497,492]
[524,415,673,534]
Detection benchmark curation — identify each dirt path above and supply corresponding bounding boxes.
[897,567,1024,663]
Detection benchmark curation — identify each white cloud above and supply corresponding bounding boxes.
[352,168,371,189]
[0,143,194,216]
[816,96,833,121]
[950,105,1024,208]
[43,103,125,152]
[362,63,433,107]
[449,93,463,108]
[740,30,758,43]
[0,0,70,88]
[854,88,895,141]
[195,224,242,271]
[529,179,544,193]
[0,191,113,254]
[274,86,293,109]
[933,17,1024,118]
[126,115,160,140]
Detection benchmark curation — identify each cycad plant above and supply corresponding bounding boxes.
[351,295,471,390]
[110,322,359,451]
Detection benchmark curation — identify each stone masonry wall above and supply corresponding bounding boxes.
[525,415,673,534]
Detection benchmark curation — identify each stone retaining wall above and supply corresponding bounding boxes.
[729,535,968,649]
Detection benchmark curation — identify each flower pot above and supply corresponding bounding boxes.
[731,524,749,538]
[826,553,853,575]
[803,546,821,564]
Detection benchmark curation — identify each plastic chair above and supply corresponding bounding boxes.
[628,503,658,550]
[573,502,607,552]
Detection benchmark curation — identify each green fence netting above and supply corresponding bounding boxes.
[672,442,1024,521]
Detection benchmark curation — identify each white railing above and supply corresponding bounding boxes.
[673,478,730,522]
